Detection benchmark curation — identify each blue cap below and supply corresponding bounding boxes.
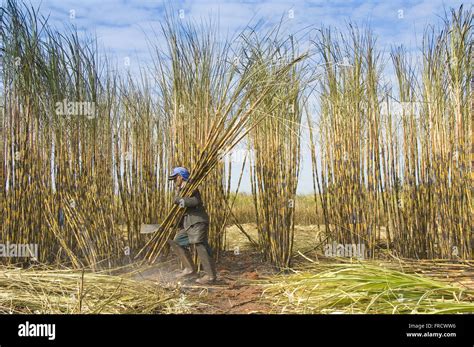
[168,167,190,181]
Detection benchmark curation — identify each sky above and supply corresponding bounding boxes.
[28,0,467,193]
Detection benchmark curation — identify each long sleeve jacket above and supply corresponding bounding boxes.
[174,188,209,229]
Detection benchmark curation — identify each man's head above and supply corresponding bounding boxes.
[168,167,190,187]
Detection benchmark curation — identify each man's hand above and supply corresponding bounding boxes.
[174,192,200,208]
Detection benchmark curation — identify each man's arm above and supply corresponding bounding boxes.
[174,190,201,208]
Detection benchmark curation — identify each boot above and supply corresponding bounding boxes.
[195,243,216,284]
[168,240,196,278]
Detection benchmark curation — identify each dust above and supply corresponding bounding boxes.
[130,259,184,289]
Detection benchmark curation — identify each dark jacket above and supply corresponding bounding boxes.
[174,188,209,229]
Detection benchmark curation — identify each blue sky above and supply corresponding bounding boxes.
[30,0,466,193]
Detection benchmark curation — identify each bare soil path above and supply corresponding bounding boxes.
[132,249,276,314]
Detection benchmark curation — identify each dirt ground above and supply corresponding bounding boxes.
[132,249,276,313]
[132,224,474,314]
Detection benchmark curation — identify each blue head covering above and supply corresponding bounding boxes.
[168,167,190,181]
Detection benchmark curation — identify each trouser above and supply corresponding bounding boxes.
[173,222,213,256]
[169,223,216,278]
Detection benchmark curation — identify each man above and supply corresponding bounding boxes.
[167,166,217,284]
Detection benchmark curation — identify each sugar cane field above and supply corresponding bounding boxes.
[0,0,473,318]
